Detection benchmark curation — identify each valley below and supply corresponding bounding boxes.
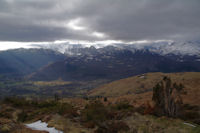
[0,47,199,133]
[0,72,200,133]
[1,0,200,132]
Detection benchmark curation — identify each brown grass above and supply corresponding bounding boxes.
[88,72,200,106]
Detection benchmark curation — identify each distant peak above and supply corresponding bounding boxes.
[30,41,200,56]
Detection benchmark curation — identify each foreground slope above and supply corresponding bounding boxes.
[1,98,199,133]
[89,72,200,106]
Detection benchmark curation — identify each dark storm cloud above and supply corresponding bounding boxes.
[0,0,200,42]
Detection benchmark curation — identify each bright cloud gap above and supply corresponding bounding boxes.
[0,39,172,51]
[66,18,86,31]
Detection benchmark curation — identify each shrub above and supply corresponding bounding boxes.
[114,101,133,111]
[104,97,107,102]
[36,100,58,108]
[0,112,12,119]
[95,121,130,133]
[17,110,28,122]
[57,103,78,117]
[81,101,108,125]
[3,97,30,108]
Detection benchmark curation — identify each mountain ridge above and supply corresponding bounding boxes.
[0,48,66,77]
[33,41,200,56]
[28,48,200,81]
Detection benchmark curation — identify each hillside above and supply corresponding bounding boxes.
[28,48,200,81]
[0,48,65,76]
[88,72,200,106]
[1,97,200,133]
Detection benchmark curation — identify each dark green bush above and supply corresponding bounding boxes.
[179,104,200,124]
[17,110,28,122]
[81,101,108,125]
[57,103,77,117]
[0,112,12,119]
[181,111,200,120]
[104,97,107,102]
[3,97,30,107]
[36,100,58,108]
[113,101,133,111]
[95,121,130,133]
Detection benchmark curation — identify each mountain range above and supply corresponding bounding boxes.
[0,41,200,81]
[33,41,200,56]
[28,45,200,81]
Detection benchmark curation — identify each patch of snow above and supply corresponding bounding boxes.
[25,120,63,133]
[183,122,196,127]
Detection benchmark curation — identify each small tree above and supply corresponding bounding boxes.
[104,97,107,102]
[54,93,59,102]
[152,77,184,117]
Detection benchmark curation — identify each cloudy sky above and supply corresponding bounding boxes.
[0,0,200,49]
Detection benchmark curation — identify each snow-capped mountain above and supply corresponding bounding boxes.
[1,41,200,81]
[29,47,200,81]
[32,41,200,57]
[133,41,200,56]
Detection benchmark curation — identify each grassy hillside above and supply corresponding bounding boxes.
[88,72,200,106]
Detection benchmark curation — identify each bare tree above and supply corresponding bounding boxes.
[152,77,184,117]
